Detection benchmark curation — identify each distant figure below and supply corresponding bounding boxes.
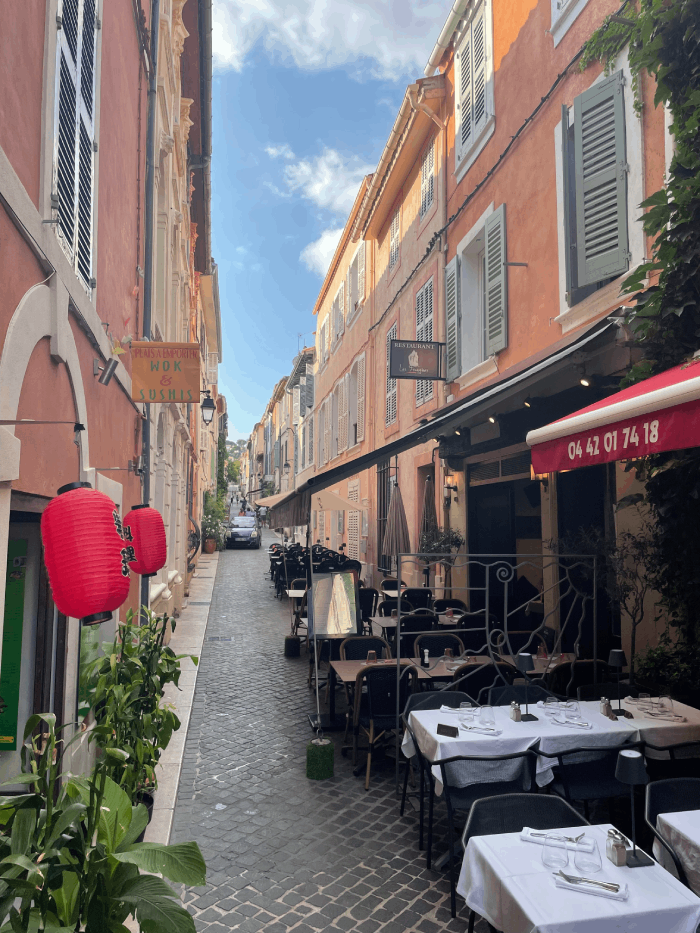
[238,508,246,517]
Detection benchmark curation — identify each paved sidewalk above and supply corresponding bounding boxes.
[163,532,481,931]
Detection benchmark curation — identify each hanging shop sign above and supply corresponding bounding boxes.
[130,342,201,403]
[389,340,445,381]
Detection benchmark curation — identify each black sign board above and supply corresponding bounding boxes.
[389,340,445,381]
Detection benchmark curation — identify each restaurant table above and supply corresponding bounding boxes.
[654,809,700,895]
[578,698,700,755]
[457,822,700,933]
[402,704,634,793]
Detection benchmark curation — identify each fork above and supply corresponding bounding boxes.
[557,870,620,892]
[531,831,585,844]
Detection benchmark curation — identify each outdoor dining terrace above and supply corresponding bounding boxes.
[271,539,700,933]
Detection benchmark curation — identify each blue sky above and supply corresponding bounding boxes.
[210,0,447,439]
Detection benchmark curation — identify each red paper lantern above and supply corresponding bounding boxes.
[41,482,131,625]
[123,505,167,577]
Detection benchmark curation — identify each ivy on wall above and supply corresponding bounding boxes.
[583,0,700,691]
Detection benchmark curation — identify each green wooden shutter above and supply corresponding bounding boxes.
[574,70,628,287]
[445,256,461,381]
[561,104,574,299]
[484,204,507,356]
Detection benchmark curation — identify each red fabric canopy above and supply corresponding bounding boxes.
[526,360,700,473]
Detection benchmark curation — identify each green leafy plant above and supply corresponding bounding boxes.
[89,608,197,801]
[418,527,465,561]
[0,714,205,932]
[201,492,226,549]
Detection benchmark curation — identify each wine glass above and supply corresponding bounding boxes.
[542,833,568,869]
[574,839,602,874]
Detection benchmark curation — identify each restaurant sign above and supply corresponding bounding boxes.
[389,340,444,381]
[130,342,201,403]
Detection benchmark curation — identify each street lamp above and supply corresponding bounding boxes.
[284,461,291,475]
[200,391,216,425]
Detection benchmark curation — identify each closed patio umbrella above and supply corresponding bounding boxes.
[419,476,438,585]
[382,482,410,573]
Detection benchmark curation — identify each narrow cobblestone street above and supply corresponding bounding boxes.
[171,532,483,932]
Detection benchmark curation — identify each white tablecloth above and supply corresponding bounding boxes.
[457,823,700,933]
[609,698,700,753]
[654,810,700,896]
[402,706,633,793]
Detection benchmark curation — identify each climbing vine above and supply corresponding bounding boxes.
[582,0,700,688]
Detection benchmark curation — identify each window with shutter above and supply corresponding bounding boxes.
[357,241,365,308]
[55,0,97,290]
[337,282,345,338]
[324,397,332,465]
[301,425,306,470]
[338,375,349,453]
[318,509,325,545]
[299,375,306,417]
[292,386,300,425]
[484,204,508,356]
[573,71,629,289]
[294,433,298,474]
[356,353,366,442]
[385,323,397,425]
[420,140,435,219]
[415,278,434,405]
[445,256,461,381]
[389,206,400,269]
[347,479,360,561]
[455,3,493,173]
[317,405,325,466]
[207,352,218,385]
[308,415,314,465]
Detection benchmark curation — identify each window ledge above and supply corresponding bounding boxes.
[419,198,438,232]
[454,117,496,184]
[455,356,498,390]
[347,302,365,330]
[550,0,589,47]
[554,265,645,335]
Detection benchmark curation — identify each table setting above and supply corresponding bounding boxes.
[654,808,700,895]
[457,822,700,932]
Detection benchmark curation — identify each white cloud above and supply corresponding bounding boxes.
[212,0,444,80]
[265,143,295,160]
[300,228,344,277]
[282,147,372,215]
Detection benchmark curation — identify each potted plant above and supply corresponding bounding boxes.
[0,714,205,932]
[418,527,465,593]
[89,608,197,809]
[201,493,225,552]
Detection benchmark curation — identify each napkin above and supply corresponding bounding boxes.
[459,725,502,736]
[440,705,469,713]
[553,875,628,900]
[520,828,594,852]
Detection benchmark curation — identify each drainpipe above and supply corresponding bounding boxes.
[140,0,160,618]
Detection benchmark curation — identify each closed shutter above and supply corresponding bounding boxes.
[456,4,486,166]
[274,438,280,470]
[347,479,360,561]
[324,398,332,464]
[318,509,325,545]
[484,204,508,356]
[299,375,307,416]
[55,0,97,288]
[338,281,345,336]
[385,323,397,425]
[574,70,629,286]
[356,353,366,441]
[561,104,574,298]
[305,372,314,409]
[341,374,351,452]
[294,433,298,474]
[357,241,365,307]
[420,140,435,218]
[325,318,330,361]
[389,207,400,268]
[445,256,461,381]
[292,386,300,425]
[301,425,306,470]
[207,351,218,385]
[308,415,314,464]
[345,268,351,323]
[415,278,434,404]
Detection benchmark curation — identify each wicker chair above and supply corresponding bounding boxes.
[414,632,465,660]
[450,659,516,705]
[402,587,433,610]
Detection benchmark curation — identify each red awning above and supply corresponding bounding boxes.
[526,360,700,473]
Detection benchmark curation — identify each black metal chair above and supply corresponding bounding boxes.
[577,682,640,701]
[340,635,392,661]
[538,739,644,819]
[377,597,414,616]
[435,750,539,918]
[450,660,516,705]
[396,613,434,658]
[644,778,700,890]
[462,794,589,930]
[358,587,380,634]
[400,691,473,850]
[352,664,418,790]
[380,577,407,596]
[644,740,700,781]
[402,587,433,610]
[546,659,611,697]
[489,683,553,706]
[414,632,465,660]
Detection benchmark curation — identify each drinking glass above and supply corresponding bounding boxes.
[542,833,568,869]
[564,700,581,722]
[659,695,674,715]
[459,701,473,710]
[479,706,495,728]
[366,650,377,664]
[638,692,651,711]
[544,697,559,717]
[574,839,602,874]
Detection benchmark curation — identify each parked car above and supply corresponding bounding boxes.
[227,515,261,549]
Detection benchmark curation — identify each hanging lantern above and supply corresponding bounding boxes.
[41,482,131,625]
[123,505,167,577]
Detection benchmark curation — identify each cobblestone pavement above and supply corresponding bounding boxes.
[171,530,486,932]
